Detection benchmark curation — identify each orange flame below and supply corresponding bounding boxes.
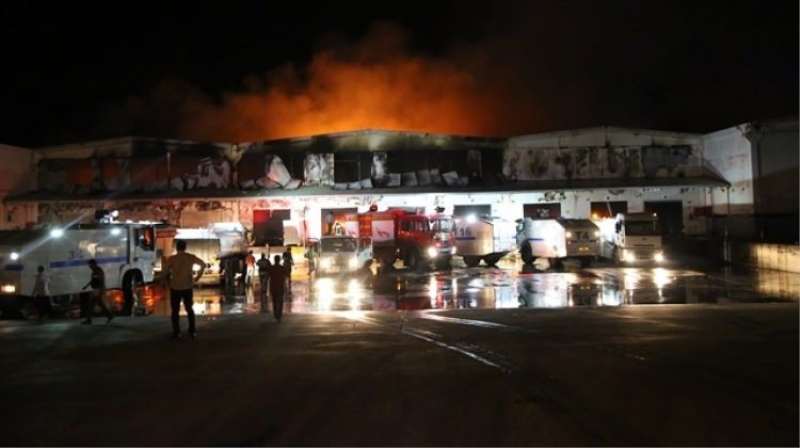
[96,21,544,141]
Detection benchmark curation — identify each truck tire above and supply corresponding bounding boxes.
[435,256,452,270]
[483,254,502,267]
[612,247,621,265]
[548,258,564,271]
[463,256,481,268]
[405,249,420,270]
[520,244,534,265]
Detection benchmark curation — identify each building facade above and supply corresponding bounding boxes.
[2,118,797,244]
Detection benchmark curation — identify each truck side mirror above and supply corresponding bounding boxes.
[615,222,622,232]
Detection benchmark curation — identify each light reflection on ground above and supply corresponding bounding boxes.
[136,261,798,317]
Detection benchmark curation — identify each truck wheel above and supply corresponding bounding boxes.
[463,256,481,268]
[379,254,395,272]
[483,254,502,267]
[435,257,452,270]
[405,250,419,270]
[612,248,621,265]
[520,245,534,265]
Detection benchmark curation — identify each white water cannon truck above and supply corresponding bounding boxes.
[596,213,665,264]
[516,218,601,268]
[453,214,517,267]
[0,221,158,318]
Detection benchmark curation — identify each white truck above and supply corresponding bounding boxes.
[596,213,665,264]
[306,232,374,277]
[155,222,248,286]
[453,214,517,267]
[0,222,158,318]
[516,218,601,268]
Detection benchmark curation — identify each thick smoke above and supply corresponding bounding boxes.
[90,1,798,142]
[94,20,544,142]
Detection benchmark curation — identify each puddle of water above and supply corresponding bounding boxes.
[138,265,798,316]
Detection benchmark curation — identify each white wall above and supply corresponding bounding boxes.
[752,119,799,215]
[701,126,754,215]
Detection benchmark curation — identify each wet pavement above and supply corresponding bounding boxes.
[133,257,798,319]
[1,257,798,446]
[1,293,797,446]
[4,255,796,323]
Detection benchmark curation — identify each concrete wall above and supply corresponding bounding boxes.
[504,127,705,181]
[751,118,799,215]
[729,243,800,274]
[672,237,800,274]
[701,118,799,242]
[701,126,754,215]
[750,118,799,243]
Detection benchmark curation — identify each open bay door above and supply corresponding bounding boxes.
[283,220,301,246]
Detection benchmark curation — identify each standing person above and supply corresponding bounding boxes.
[256,253,271,308]
[282,247,294,288]
[81,259,114,325]
[244,250,256,286]
[30,265,51,321]
[325,211,334,235]
[305,243,318,276]
[266,254,287,323]
[163,239,205,339]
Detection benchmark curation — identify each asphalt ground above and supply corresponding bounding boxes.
[1,301,797,446]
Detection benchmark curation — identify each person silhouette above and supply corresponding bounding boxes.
[81,259,114,324]
[162,239,205,338]
[266,254,287,323]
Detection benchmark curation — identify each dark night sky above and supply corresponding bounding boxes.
[1,0,797,148]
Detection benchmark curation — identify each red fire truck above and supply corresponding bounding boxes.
[352,206,455,271]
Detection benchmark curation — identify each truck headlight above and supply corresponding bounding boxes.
[427,247,437,258]
[1,284,15,293]
[622,250,636,262]
[349,257,359,269]
[654,252,664,262]
[320,258,331,269]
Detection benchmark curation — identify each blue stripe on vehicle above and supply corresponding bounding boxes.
[455,236,477,240]
[528,238,545,241]
[4,264,23,271]
[49,255,128,269]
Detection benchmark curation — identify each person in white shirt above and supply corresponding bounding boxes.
[162,239,205,339]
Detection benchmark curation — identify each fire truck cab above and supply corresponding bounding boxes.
[356,207,455,271]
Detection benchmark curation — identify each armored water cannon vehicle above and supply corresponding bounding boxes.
[516,217,600,268]
[453,214,517,267]
[0,219,159,317]
[596,213,665,264]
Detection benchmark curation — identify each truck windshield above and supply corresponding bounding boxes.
[136,227,155,251]
[430,219,453,232]
[321,237,357,252]
[625,221,660,236]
